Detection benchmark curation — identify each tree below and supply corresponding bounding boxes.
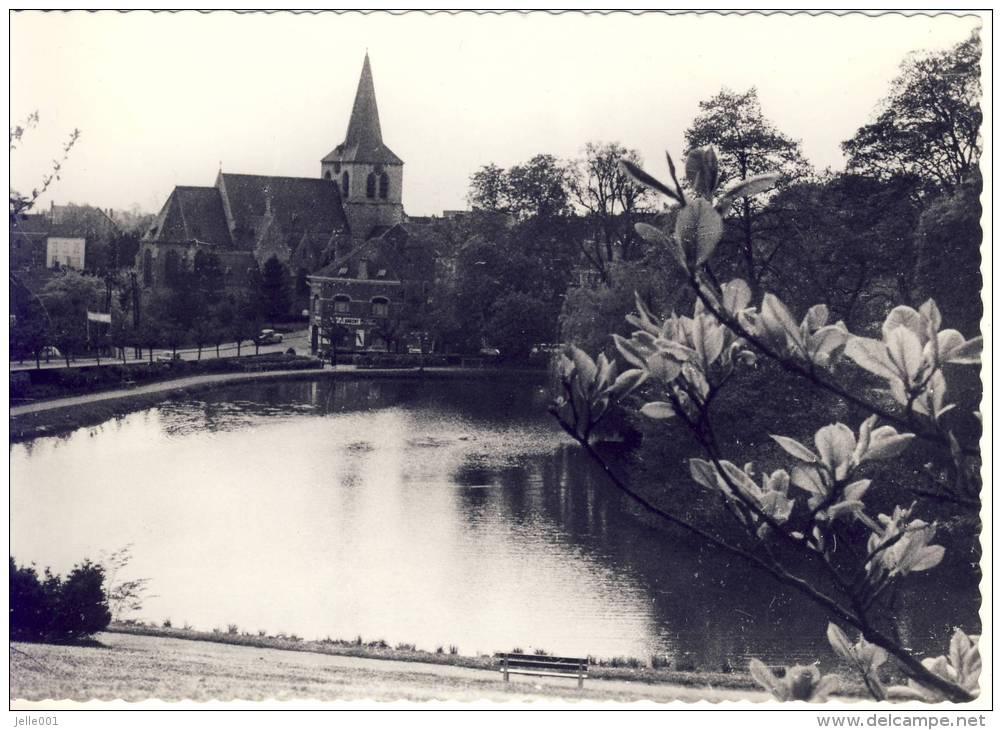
[488,292,554,363]
[568,142,656,280]
[259,255,292,324]
[10,275,51,366]
[842,32,982,193]
[684,88,811,292]
[912,171,982,336]
[193,250,225,299]
[468,154,571,221]
[562,142,983,703]
[467,163,509,212]
[39,270,103,365]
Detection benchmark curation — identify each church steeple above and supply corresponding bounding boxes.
[323,53,402,167]
[321,53,404,239]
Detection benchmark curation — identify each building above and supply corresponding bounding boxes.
[137,53,433,354]
[9,202,119,273]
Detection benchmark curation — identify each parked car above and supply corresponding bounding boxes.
[40,345,62,359]
[156,352,182,362]
[256,329,284,345]
[479,346,501,358]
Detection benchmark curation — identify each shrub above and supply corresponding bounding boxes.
[227,624,239,635]
[10,557,112,643]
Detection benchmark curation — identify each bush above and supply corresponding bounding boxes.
[10,557,112,643]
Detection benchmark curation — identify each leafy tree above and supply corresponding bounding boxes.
[193,250,225,299]
[467,163,509,212]
[568,142,656,280]
[468,154,571,221]
[488,292,554,363]
[10,275,50,366]
[912,171,982,336]
[259,255,292,324]
[684,88,811,291]
[39,270,103,365]
[10,557,112,643]
[842,32,982,193]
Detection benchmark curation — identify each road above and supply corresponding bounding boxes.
[10,329,312,371]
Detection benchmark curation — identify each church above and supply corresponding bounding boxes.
[136,53,433,354]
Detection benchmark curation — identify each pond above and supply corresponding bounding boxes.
[9,376,980,668]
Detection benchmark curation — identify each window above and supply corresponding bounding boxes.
[142,250,153,285]
[379,172,389,200]
[334,162,342,174]
[324,170,332,180]
[366,173,377,199]
[371,297,389,317]
[341,171,350,198]
[337,266,348,276]
[334,295,350,314]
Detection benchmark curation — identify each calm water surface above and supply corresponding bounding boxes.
[10,377,979,667]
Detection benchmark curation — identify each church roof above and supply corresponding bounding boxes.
[322,54,403,166]
[218,173,349,244]
[143,186,231,245]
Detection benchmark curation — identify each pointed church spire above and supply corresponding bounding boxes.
[344,53,383,148]
[323,53,402,166]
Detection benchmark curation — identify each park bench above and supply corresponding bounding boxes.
[497,653,589,688]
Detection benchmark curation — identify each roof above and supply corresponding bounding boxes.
[310,235,400,282]
[322,54,403,166]
[218,173,349,248]
[143,186,232,245]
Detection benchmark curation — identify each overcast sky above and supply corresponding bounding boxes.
[10,10,982,217]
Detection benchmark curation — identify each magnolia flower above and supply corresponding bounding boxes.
[553,346,646,439]
[866,505,945,577]
[888,629,980,702]
[772,416,915,481]
[749,659,840,702]
[748,294,849,369]
[689,460,795,536]
[845,300,981,419]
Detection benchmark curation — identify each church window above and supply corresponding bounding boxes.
[334,295,351,314]
[341,171,350,197]
[379,172,389,200]
[142,250,153,286]
[324,170,332,180]
[371,297,389,317]
[334,162,342,174]
[366,173,377,199]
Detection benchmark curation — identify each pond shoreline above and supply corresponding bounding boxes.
[103,622,763,691]
[8,366,546,443]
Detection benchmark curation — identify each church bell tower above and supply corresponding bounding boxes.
[321,53,404,239]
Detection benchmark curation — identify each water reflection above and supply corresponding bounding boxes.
[9,377,979,666]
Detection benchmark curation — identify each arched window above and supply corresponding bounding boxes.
[312,294,320,317]
[366,172,377,199]
[379,172,389,200]
[334,295,351,314]
[323,170,332,180]
[142,249,153,286]
[341,171,350,198]
[371,297,389,317]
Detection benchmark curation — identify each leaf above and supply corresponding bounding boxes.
[826,623,854,661]
[908,545,945,572]
[689,458,718,491]
[645,349,684,383]
[613,334,646,368]
[771,435,817,463]
[882,305,926,343]
[620,160,681,203]
[791,465,826,497]
[635,222,669,245]
[803,304,830,331]
[814,423,856,479]
[748,658,779,694]
[716,173,780,213]
[863,430,915,461]
[722,279,752,313]
[760,293,805,351]
[608,368,646,398]
[640,401,676,420]
[684,146,718,198]
[843,479,871,502]
[675,199,724,266]
[844,337,897,380]
[564,345,597,388]
[945,335,982,365]
[885,326,924,384]
[813,674,841,701]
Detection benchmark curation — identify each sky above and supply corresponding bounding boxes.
[9,10,983,217]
